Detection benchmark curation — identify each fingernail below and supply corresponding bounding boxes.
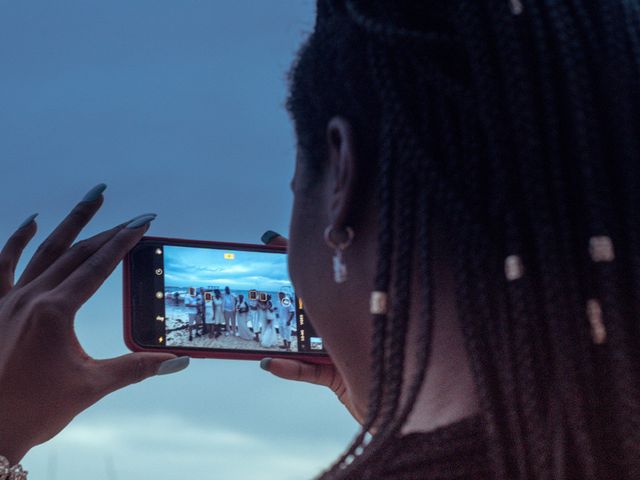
[127,213,157,224]
[261,231,281,245]
[157,356,190,375]
[18,213,38,230]
[79,183,107,204]
[127,214,157,229]
[260,358,272,371]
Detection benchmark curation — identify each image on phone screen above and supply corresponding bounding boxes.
[127,239,326,357]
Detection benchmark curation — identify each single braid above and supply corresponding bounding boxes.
[453,2,523,477]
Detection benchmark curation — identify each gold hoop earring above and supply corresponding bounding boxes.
[324,225,355,283]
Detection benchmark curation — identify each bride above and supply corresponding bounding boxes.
[259,296,277,348]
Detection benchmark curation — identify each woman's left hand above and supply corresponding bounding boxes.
[0,187,181,465]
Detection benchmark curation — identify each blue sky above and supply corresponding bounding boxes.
[0,1,358,478]
[164,245,291,292]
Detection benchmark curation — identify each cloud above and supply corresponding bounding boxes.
[163,245,293,291]
[26,413,346,480]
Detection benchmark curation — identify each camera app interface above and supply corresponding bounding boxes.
[155,245,324,353]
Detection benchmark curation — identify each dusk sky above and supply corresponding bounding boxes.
[0,1,357,479]
[164,245,292,292]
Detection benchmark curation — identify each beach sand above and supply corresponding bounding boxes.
[165,305,298,352]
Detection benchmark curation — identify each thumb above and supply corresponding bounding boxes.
[260,358,363,424]
[261,230,288,247]
[93,353,190,397]
[260,357,339,390]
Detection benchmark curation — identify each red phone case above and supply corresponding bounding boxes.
[123,235,332,364]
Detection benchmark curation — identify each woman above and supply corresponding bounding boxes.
[1,1,639,479]
[212,288,224,338]
[248,295,259,339]
[235,294,254,341]
[203,291,216,339]
[252,295,266,342]
[259,296,278,348]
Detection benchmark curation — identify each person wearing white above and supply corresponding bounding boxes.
[212,289,223,338]
[203,290,216,338]
[276,292,295,350]
[259,297,277,348]
[253,298,265,342]
[184,290,201,342]
[248,297,259,339]
[236,294,253,341]
[222,286,237,336]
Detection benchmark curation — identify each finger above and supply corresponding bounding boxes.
[51,214,156,311]
[91,354,189,397]
[33,214,153,291]
[260,357,340,390]
[261,230,288,247]
[0,214,38,295]
[16,183,107,287]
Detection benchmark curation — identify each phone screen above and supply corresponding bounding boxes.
[126,238,327,357]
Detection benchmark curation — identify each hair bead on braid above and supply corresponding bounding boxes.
[586,299,607,345]
[505,255,525,281]
[509,0,524,16]
[589,236,615,262]
[369,291,388,315]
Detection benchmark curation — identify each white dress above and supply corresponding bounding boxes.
[212,298,223,325]
[249,300,258,332]
[236,301,253,340]
[260,305,277,348]
[252,305,264,333]
[204,298,215,325]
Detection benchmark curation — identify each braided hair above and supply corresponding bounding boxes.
[286,0,640,478]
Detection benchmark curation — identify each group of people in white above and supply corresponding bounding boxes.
[182,286,295,350]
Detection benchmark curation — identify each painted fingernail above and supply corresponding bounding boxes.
[127,213,157,224]
[79,183,107,204]
[261,231,281,245]
[126,214,157,229]
[157,356,190,376]
[260,358,272,371]
[18,213,38,230]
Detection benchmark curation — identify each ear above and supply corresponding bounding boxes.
[326,116,359,228]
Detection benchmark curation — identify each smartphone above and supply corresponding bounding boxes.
[123,236,330,363]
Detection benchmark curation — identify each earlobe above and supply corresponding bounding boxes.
[326,116,359,228]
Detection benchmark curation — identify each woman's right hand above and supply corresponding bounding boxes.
[259,231,364,425]
[0,185,186,465]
